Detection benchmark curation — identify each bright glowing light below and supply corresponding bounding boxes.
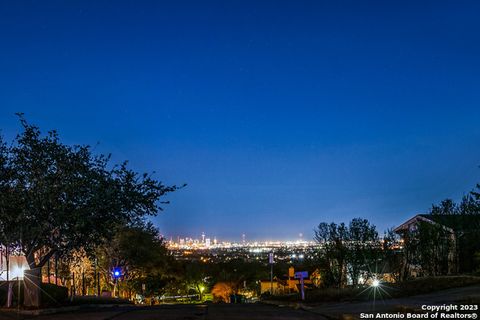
[113,267,122,278]
[199,285,205,293]
[11,266,25,279]
[372,279,380,287]
[298,254,304,259]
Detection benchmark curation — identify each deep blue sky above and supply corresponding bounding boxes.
[1,1,479,241]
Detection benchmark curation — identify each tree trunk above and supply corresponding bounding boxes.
[24,268,41,307]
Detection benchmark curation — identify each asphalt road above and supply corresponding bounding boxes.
[307,284,480,318]
[0,304,325,320]
[1,285,478,320]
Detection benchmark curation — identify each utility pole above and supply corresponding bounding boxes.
[47,259,50,284]
[269,252,274,295]
[94,257,97,296]
[54,253,58,285]
[6,246,9,282]
[97,270,101,296]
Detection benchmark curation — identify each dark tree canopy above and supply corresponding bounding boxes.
[423,188,480,274]
[314,218,380,287]
[0,116,182,269]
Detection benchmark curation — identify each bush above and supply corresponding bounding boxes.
[0,281,68,308]
[41,283,68,306]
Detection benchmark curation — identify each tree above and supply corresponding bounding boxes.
[96,221,172,299]
[314,222,349,288]
[381,229,403,282]
[425,193,480,273]
[402,221,453,277]
[211,282,234,303]
[183,262,209,301]
[346,218,379,286]
[314,218,381,287]
[430,199,458,215]
[0,116,182,306]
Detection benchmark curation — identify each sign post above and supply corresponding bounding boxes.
[268,252,274,295]
[294,271,308,301]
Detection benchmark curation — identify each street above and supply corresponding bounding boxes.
[0,304,325,320]
[0,285,478,320]
[307,284,480,318]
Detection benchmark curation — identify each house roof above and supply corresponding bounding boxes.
[394,214,480,233]
[418,214,480,230]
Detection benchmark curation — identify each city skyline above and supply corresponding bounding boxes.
[164,231,309,244]
[1,1,479,239]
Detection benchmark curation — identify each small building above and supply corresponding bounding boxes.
[260,267,315,295]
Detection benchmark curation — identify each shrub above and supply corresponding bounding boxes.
[41,283,68,306]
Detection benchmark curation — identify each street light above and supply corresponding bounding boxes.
[11,266,25,280]
[112,267,122,298]
[372,279,380,287]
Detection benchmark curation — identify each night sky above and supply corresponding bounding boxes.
[1,1,479,241]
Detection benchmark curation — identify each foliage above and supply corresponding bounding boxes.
[314,222,349,287]
[0,116,180,268]
[401,220,454,278]
[211,282,235,303]
[41,283,69,306]
[424,190,480,274]
[381,229,403,282]
[96,221,172,298]
[0,282,68,307]
[346,218,379,286]
[68,249,95,295]
[314,218,380,288]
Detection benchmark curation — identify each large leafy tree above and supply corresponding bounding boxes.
[314,222,349,288]
[427,190,480,273]
[346,218,379,286]
[314,218,380,287]
[381,229,403,282]
[97,221,172,299]
[0,116,181,306]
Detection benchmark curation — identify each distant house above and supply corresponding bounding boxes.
[394,213,480,237]
[394,213,480,276]
[259,267,318,295]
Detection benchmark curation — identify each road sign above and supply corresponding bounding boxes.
[268,252,274,264]
[294,271,308,301]
[294,271,308,279]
